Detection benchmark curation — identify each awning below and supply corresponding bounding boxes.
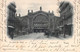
[67,23,72,25]
[8,26,14,28]
[59,25,64,28]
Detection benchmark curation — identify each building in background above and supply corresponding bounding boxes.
[19,7,56,34]
[7,2,22,39]
[7,2,16,39]
[58,1,73,37]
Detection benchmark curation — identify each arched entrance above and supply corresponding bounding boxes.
[33,29,48,33]
[33,14,49,32]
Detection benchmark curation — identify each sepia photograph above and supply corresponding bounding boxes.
[7,1,73,40]
[1,0,80,52]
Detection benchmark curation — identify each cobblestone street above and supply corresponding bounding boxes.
[13,33,58,40]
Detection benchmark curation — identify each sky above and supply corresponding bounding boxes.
[6,0,62,16]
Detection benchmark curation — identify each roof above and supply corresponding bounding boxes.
[21,10,54,17]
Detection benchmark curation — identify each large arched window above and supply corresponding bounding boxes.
[33,14,49,29]
[33,14,48,22]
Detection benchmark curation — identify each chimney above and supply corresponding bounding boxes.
[28,10,30,13]
[19,13,21,17]
[40,6,42,11]
[52,11,54,14]
[48,11,50,13]
[31,10,33,13]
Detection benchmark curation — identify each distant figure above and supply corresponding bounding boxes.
[44,30,50,38]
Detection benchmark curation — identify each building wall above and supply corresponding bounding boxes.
[59,2,73,36]
[7,3,16,38]
[8,3,16,27]
[8,3,23,36]
[20,9,55,33]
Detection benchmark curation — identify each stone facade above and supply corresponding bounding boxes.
[58,1,73,37]
[7,2,16,38]
[7,2,73,38]
[8,2,16,27]
[19,7,55,33]
[8,3,22,38]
